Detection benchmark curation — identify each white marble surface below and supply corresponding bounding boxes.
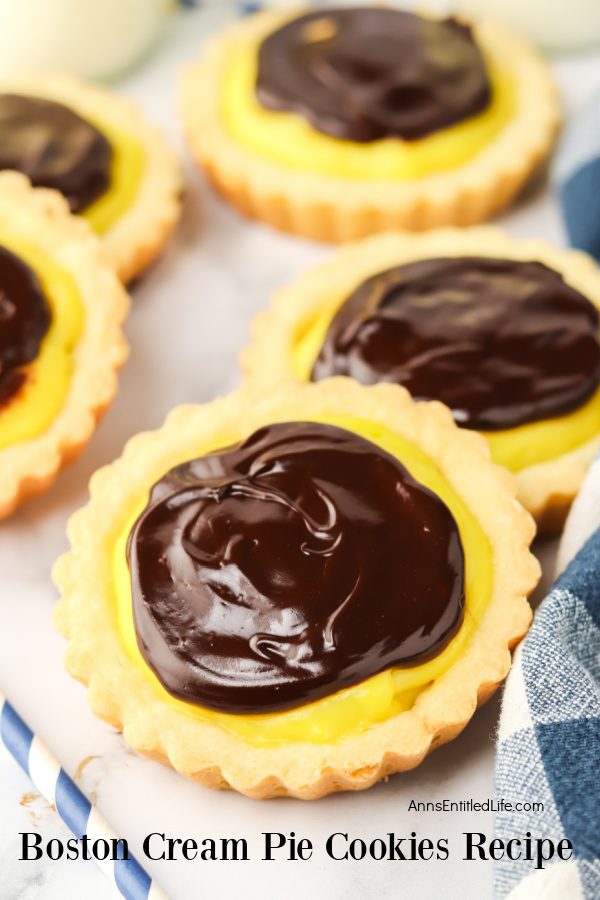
[1,4,599,899]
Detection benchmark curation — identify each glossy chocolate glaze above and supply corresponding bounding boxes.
[128,422,465,714]
[312,258,600,431]
[0,245,51,407]
[256,8,491,142]
[0,94,112,213]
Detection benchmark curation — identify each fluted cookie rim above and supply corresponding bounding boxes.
[0,74,182,284]
[53,378,538,799]
[180,8,559,239]
[0,172,129,517]
[242,226,600,533]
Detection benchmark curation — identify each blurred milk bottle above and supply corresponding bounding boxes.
[459,0,600,51]
[0,0,172,80]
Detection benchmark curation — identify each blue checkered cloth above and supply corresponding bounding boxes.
[554,91,600,262]
[495,453,600,899]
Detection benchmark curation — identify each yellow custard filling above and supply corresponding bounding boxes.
[80,112,145,235]
[111,415,493,747]
[0,235,83,450]
[220,29,515,180]
[485,389,600,470]
[291,297,600,474]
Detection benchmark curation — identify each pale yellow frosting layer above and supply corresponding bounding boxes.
[82,113,145,235]
[0,235,83,450]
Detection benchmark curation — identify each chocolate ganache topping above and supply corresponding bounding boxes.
[312,258,600,431]
[128,422,465,714]
[0,94,112,213]
[0,246,51,407]
[255,8,492,142]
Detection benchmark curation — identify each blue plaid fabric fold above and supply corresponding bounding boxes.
[495,456,600,899]
[555,91,600,262]
[497,91,600,897]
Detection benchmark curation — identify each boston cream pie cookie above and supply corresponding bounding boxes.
[243,228,600,533]
[0,75,182,283]
[0,172,128,518]
[181,6,558,240]
[53,379,539,799]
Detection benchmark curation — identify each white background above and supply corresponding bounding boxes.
[1,3,600,898]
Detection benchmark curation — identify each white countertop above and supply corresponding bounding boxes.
[1,4,599,899]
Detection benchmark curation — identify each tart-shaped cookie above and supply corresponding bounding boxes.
[181,6,558,240]
[243,228,600,533]
[53,379,538,799]
[0,172,129,518]
[0,74,181,283]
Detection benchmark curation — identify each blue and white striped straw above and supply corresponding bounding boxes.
[0,693,166,900]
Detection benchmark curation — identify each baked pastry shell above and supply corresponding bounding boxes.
[243,227,600,534]
[181,9,559,239]
[0,172,129,518]
[0,74,182,283]
[53,378,539,799]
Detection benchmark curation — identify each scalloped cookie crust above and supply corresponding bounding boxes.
[242,226,600,534]
[53,378,539,799]
[181,9,559,241]
[0,172,129,518]
[0,74,182,284]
